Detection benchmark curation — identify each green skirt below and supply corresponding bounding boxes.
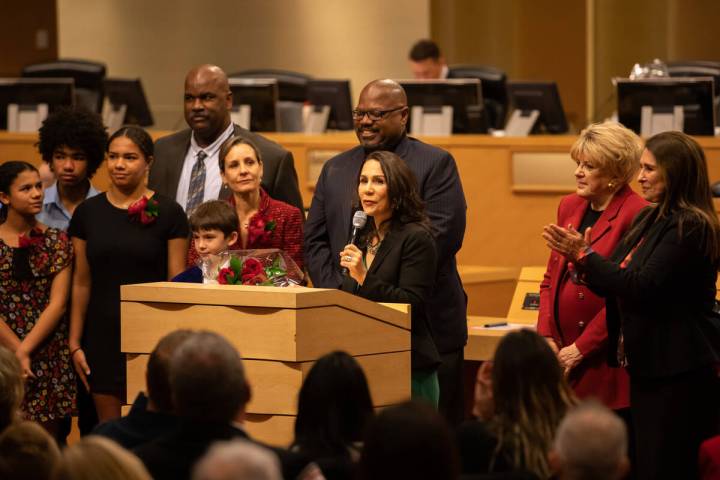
[411,369,440,408]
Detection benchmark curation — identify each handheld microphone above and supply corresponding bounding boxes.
[349,211,368,245]
[342,211,368,275]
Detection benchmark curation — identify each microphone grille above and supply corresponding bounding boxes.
[352,210,368,228]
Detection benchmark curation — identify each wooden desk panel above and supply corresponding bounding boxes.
[5,131,720,267]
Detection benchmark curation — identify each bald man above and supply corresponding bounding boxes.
[550,401,630,480]
[305,79,468,424]
[149,64,303,214]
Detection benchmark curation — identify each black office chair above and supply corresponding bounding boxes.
[22,59,106,113]
[666,61,720,121]
[449,64,508,130]
[229,69,313,102]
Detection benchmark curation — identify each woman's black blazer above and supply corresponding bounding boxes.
[341,222,441,371]
[582,208,719,378]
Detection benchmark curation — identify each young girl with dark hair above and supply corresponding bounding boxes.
[0,161,75,437]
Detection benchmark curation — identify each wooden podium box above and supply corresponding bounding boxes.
[120,282,411,446]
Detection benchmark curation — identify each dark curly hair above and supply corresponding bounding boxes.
[36,107,108,178]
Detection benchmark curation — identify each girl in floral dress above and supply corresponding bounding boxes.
[0,161,75,437]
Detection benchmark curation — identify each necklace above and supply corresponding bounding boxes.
[367,239,382,255]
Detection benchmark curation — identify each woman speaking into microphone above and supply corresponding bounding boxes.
[339,150,441,406]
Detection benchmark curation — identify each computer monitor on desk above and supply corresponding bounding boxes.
[506,81,568,135]
[0,78,74,131]
[616,77,715,137]
[306,80,354,131]
[102,78,154,131]
[228,78,279,132]
[398,79,487,135]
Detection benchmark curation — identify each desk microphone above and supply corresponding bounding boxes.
[343,211,368,275]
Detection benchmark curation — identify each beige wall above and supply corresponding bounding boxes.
[57,0,430,129]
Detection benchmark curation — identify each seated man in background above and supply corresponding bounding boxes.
[408,39,448,79]
[92,330,192,449]
[134,331,286,480]
[549,401,630,480]
[149,64,303,216]
[36,106,107,230]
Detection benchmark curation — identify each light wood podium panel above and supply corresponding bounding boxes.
[5,131,720,267]
[120,282,411,446]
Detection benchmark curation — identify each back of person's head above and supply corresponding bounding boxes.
[0,421,60,480]
[550,401,629,480]
[408,39,442,62]
[358,401,459,480]
[37,106,108,178]
[189,200,240,237]
[170,331,251,423]
[0,345,23,432]
[490,329,575,478]
[644,130,720,260]
[293,351,374,458]
[51,436,152,480]
[192,439,282,480]
[145,329,193,413]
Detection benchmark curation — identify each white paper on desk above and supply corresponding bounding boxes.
[471,323,535,331]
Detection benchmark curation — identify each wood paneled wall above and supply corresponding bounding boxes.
[0,0,58,76]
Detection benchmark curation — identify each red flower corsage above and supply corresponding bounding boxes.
[128,196,159,225]
[247,214,277,245]
[18,228,44,248]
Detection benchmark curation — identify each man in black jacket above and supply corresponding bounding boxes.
[92,330,190,449]
[134,331,286,480]
[304,79,468,424]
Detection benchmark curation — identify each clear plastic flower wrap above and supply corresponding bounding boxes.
[198,249,303,287]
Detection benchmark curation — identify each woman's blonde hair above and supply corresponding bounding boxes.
[52,436,152,480]
[570,122,643,186]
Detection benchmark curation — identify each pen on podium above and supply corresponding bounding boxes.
[483,321,508,328]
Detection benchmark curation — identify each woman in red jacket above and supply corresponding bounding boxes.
[187,136,304,272]
[537,122,647,411]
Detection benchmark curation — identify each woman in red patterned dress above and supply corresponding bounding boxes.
[0,161,74,438]
[188,136,304,272]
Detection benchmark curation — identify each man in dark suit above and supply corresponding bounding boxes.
[133,331,286,480]
[304,79,467,424]
[148,64,303,214]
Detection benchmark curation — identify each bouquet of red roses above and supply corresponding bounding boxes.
[203,249,303,287]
